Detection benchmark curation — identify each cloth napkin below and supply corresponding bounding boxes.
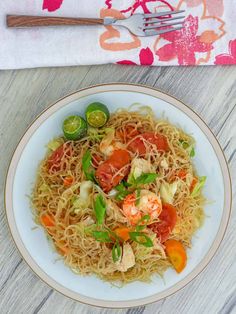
[1,0,236,69]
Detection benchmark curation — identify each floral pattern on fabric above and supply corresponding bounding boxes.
[117,47,154,65]
[215,39,236,65]
[43,0,64,12]
[39,0,235,66]
[156,15,213,65]
[99,0,231,66]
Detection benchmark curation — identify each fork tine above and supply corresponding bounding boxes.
[144,20,184,30]
[143,15,185,25]
[144,9,185,19]
[144,26,183,36]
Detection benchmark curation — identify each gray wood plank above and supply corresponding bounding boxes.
[0,64,236,314]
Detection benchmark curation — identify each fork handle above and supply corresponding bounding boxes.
[6,15,104,28]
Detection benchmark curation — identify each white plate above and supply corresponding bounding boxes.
[5,84,231,308]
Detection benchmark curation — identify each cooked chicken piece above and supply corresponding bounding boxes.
[116,243,135,272]
[160,158,169,171]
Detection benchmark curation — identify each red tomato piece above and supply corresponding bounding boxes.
[116,125,140,143]
[95,149,131,192]
[92,154,103,168]
[148,203,177,243]
[127,132,169,155]
[47,143,71,172]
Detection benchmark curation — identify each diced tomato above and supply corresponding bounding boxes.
[127,132,169,155]
[47,143,71,172]
[116,125,140,143]
[95,149,131,192]
[148,203,177,243]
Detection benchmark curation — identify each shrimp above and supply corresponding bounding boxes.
[122,189,162,225]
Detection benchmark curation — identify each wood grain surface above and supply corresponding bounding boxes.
[6,15,104,28]
[0,65,235,314]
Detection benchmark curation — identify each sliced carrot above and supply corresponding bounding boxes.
[57,245,70,256]
[41,214,55,227]
[190,177,198,193]
[169,169,187,182]
[63,176,74,187]
[165,239,187,273]
[114,227,132,241]
[177,169,188,180]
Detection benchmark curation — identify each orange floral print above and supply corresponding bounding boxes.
[99,8,141,51]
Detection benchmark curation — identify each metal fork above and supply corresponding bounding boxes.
[7,10,185,37]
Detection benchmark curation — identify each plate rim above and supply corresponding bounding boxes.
[4,83,232,308]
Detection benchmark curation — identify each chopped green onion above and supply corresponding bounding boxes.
[135,225,146,232]
[179,139,189,149]
[94,194,106,225]
[133,173,158,186]
[115,182,131,201]
[115,182,126,192]
[82,150,96,182]
[135,214,150,231]
[179,140,195,158]
[123,181,132,188]
[129,232,153,247]
[138,214,150,225]
[112,242,122,262]
[84,224,97,235]
[92,230,112,243]
[115,190,131,201]
[135,188,141,206]
[190,147,195,157]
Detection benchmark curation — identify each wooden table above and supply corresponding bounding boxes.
[0,65,235,314]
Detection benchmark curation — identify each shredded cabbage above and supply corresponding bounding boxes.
[128,158,155,182]
[73,181,93,213]
[160,181,178,204]
[47,138,64,151]
[88,127,114,141]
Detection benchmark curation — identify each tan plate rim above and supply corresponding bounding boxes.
[4,83,232,308]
